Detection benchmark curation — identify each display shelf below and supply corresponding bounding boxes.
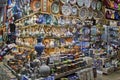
[17,36,73,39]
[105,18,120,22]
[17,24,73,30]
[44,36,73,39]
[17,45,34,49]
[17,43,74,50]
[55,66,91,79]
[4,63,17,77]
[15,11,40,23]
[105,7,120,11]
[17,24,38,30]
[53,58,82,66]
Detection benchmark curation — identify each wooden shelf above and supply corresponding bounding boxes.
[17,36,73,39]
[17,43,74,50]
[55,66,91,79]
[106,18,120,22]
[17,24,73,30]
[105,7,120,11]
[15,11,40,23]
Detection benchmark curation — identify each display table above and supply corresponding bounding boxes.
[103,66,114,74]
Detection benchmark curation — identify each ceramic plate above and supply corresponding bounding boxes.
[96,11,104,18]
[62,3,72,16]
[97,1,102,11]
[84,0,91,8]
[51,15,58,25]
[88,8,93,19]
[30,0,41,11]
[51,1,59,14]
[69,0,77,5]
[58,16,65,25]
[91,26,97,35]
[45,14,52,24]
[60,0,69,4]
[91,0,97,10]
[72,6,78,16]
[77,0,84,7]
[93,11,97,18]
[82,27,90,35]
[79,7,88,20]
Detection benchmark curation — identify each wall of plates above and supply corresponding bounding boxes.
[0,0,120,80]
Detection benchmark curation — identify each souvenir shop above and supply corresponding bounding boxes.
[0,0,120,80]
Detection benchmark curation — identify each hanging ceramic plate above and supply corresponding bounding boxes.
[91,0,97,10]
[65,18,71,24]
[97,1,102,11]
[51,15,58,25]
[60,0,69,4]
[58,16,65,25]
[30,0,41,11]
[79,7,88,20]
[72,5,78,16]
[45,14,52,24]
[69,0,77,5]
[96,11,104,18]
[62,3,72,16]
[91,26,97,35]
[51,1,59,14]
[82,27,90,35]
[84,0,91,8]
[88,8,93,19]
[77,0,84,7]
[93,11,97,18]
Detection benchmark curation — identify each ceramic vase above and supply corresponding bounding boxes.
[39,62,50,77]
[34,36,45,57]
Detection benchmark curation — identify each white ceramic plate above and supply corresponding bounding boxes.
[60,0,69,4]
[88,8,93,19]
[79,7,88,20]
[91,0,97,10]
[77,0,84,7]
[97,1,102,11]
[72,6,78,16]
[62,3,72,16]
[84,0,91,8]
[69,0,77,5]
